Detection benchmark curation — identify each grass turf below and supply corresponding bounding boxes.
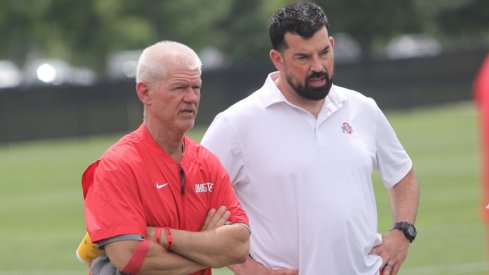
[0,102,486,274]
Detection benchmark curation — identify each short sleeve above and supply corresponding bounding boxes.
[200,147,249,226]
[374,108,412,188]
[84,158,146,242]
[201,114,245,186]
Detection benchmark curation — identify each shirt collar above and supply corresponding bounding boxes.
[259,72,287,107]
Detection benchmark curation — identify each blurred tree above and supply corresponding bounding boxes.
[1,0,487,76]
[214,0,272,66]
[316,0,423,60]
[0,0,53,66]
[41,0,154,73]
[0,0,230,75]
[437,0,489,49]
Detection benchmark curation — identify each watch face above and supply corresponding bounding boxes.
[407,225,416,236]
[394,222,416,242]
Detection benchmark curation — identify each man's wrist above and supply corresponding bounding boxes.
[392,221,417,242]
[164,227,173,249]
[155,227,162,245]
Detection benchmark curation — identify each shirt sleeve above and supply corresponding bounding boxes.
[374,106,413,188]
[200,146,249,227]
[201,113,245,186]
[84,157,147,242]
[214,165,249,226]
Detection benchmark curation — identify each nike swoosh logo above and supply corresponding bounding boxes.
[156,183,169,189]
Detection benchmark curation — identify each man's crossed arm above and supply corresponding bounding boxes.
[104,206,250,275]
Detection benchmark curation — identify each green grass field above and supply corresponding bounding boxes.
[0,102,487,274]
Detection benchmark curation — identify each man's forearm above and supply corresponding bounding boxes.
[388,169,419,223]
[138,241,207,275]
[170,224,250,268]
[105,240,206,275]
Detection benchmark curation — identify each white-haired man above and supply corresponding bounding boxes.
[81,41,250,275]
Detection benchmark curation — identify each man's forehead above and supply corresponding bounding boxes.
[284,28,330,52]
[165,71,201,83]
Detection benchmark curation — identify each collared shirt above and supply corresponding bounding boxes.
[201,72,412,274]
[84,124,249,275]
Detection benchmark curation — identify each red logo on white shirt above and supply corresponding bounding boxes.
[341,122,353,134]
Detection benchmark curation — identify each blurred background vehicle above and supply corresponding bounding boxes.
[0,60,22,89]
[106,50,142,80]
[22,59,96,86]
[386,33,442,59]
[332,32,362,64]
[199,46,228,70]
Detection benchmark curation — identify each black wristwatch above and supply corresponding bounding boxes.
[392,222,417,242]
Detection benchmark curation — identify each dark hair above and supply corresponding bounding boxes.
[268,1,330,51]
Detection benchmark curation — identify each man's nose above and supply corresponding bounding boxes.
[183,87,199,101]
[310,56,324,72]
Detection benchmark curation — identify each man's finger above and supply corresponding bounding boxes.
[220,210,231,224]
[382,262,395,275]
[203,206,229,230]
[201,208,216,230]
[210,206,229,226]
[368,245,380,256]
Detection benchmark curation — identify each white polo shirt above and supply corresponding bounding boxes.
[201,72,412,274]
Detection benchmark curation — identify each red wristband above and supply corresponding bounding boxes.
[155,227,162,245]
[164,227,173,249]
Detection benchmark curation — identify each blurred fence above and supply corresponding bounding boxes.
[0,49,487,144]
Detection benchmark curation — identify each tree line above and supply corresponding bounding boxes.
[0,0,487,77]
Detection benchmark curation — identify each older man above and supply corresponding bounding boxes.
[81,41,250,275]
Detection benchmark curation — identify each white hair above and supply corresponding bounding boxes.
[136,40,202,85]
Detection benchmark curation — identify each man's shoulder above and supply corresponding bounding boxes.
[216,90,266,124]
[332,84,378,109]
[185,138,227,177]
[188,138,220,163]
[333,84,369,100]
[100,132,142,164]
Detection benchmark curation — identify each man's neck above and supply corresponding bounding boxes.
[145,121,185,162]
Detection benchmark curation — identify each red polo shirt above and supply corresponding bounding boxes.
[83,124,248,274]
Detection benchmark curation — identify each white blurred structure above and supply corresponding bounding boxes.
[386,34,442,59]
[106,50,142,80]
[23,59,96,86]
[333,33,362,64]
[0,60,22,89]
[199,47,228,70]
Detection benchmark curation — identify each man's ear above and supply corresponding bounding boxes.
[329,36,335,50]
[136,82,151,105]
[269,49,283,71]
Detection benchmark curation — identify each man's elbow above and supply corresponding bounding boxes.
[105,241,138,271]
[231,239,250,264]
[212,235,250,268]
